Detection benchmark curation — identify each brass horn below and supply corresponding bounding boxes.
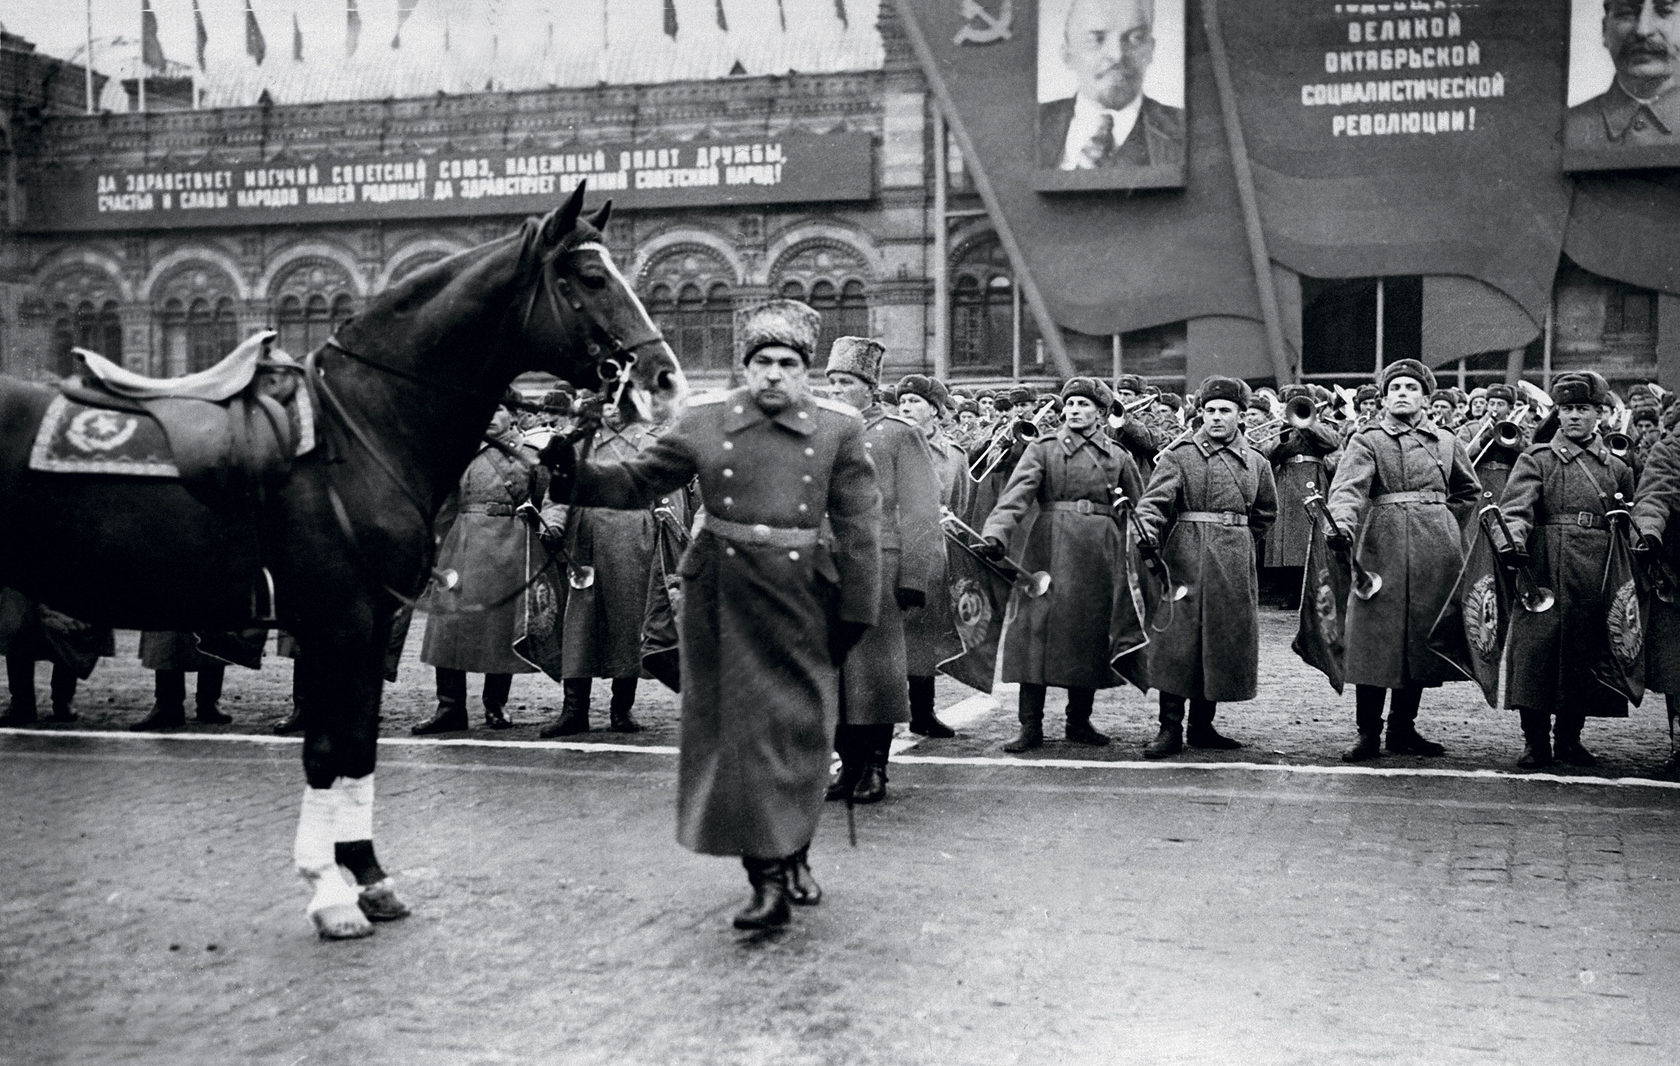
[1606,431,1633,459]
[1304,487,1381,600]
[940,508,1052,597]
[1472,420,1525,466]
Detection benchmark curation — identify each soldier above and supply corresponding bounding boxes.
[897,373,970,511]
[1498,373,1637,769]
[1461,383,1527,502]
[1633,426,1680,779]
[132,632,232,729]
[1133,376,1279,757]
[542,300,881,931]
[1109,373,1166,481]
[1258,383,1339,577]
[980,377,1145,752]
[0,591,112,725]
[822,341,944,803]
[1327,359,1481,761]
[412,390,543,735]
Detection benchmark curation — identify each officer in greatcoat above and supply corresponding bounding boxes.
[980,377,1146,752]
[1632,420,1680,779]
[1133,376,1278,758]
[821,341,944,803]
[1327,359,1481,761]
[543,300,881,931]
[413,390,543,734]
[1497,372,1637,770]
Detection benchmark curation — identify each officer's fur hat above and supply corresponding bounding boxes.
[1200,375,1253,410]
[1061,376,1114,407]
[1380,358,1436,395]
[1279,383,1313,404]
[825,336,885,387]
[1551,371,1610,407]
[737,299,821,365]
[957,399,980,416]
[540,388,574,414]
[897,373,950,413]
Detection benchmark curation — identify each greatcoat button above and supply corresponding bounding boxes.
[723,441,734,450]
[723,469,734,478]
[788,550,800,560]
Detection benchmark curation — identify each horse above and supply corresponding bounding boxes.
[0,181,686,939]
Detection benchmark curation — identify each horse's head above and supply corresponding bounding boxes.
[518,183,687,424]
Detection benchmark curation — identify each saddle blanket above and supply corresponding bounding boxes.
[27,391,315,478]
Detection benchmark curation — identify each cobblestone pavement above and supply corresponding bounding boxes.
[2,729,1677,1066]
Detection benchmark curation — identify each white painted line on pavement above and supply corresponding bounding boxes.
[7,727,1679,790]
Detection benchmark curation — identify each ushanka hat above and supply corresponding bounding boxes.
[1113,373,1146,395]
[1550,372,1610,407]
[737,299,820,364]
[824,336,885,387]
[896,373,949,412]
[1485,383,1516,404]
[1380,358,1436,395]
[1060,376,1113,407]
[1354,384,1379,404]
[1200,375,1253,409]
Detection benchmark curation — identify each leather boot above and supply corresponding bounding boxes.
[1385,686,1444,756]
[0,700,37,726]
[412,669,469,735]
[1553,713,1596,767]
[1343,686,1386,762]
[786,846,821,907]
[47,665,78,722]
[540,678,591,737]
[852,756,888,804]
[130,701,186,731]
[608,676,642,733]
[1186,699,1242,750]
[275,668,306,733]
[1516,708,1552,769]
[826,724,865,801]
[1144,696,1184,759]
[482,673,513,730]
[1,655,37,726]
[1003,684,1046,753]
[733,857,791,930]
[907,675,955,738]
[1064,687,1110,746]
[194,666,231,724]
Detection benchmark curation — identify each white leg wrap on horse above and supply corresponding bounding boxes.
[294,787,359,914]
[333,773,375,842]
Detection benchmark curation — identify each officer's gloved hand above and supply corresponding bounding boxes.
[829,620,870,666]
[1635,531,1661,554]
[1324,528,1353,553]
[977,537,1008,562]
[895,587,926,610]
[539,438,577,503]
[1136,535,1160,561]
[1497,543,1530,568]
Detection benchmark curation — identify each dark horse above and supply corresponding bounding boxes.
[0,182,685,939]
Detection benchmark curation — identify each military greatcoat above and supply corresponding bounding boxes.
[1498,434,1635,716]
[981,423,1145,690]
[1327,414,1481,688]
[1633,432,1680,694]
[569,387,881,859]
[1134,428,1278,702]
[903,422,969,676]
[838,405,942,724]
[420,434,543,676]
[1259,422,1337,568]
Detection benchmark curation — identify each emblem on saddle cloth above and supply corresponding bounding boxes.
[65,409,142,454]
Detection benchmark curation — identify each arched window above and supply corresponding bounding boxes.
[640,249,736,373]
[160,298,189,377]
[772,243,871,357]
[950,237,1016,373]
[276,292,338,356]
[184,296,238,372]
[150,262,241,376]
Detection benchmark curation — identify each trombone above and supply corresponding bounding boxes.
[939,508,1053,597]
[968,398,1056,483]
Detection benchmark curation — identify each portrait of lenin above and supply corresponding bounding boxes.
[1037,0,1186,174]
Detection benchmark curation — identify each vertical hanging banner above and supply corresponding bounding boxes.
[1217,0,1574,329]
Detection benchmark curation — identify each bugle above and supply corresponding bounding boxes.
[1111,490,1189,605]
[939,508,1052,597]
[1484,504,1555,613]
[1472,420,1525,465]
[1303,486,1381,600]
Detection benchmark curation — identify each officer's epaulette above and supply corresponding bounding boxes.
[814,396,864,419]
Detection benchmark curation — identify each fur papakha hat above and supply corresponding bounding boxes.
[737,299,820,364]
[824,336,885,387]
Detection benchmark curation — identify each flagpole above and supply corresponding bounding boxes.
[84,0,94,113]
[137,24,147,113]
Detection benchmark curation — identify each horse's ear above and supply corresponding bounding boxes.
[542,179,589,248]
[587,200,613,232]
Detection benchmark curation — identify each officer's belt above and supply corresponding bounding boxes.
[1478,461,1512,471]
[698,513,820,549]
[459,502,518,516]
[1044,500,1107,515]
[1284,454,1320,465]
[1178,510,1249,526]
[1544,512,1610,530]
[1373,490,1447,506]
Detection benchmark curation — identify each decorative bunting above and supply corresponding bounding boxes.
[346,0,361,57]
[141,0,166,71]
[192,0,209,71]
[716,0,728,32]
[392,0,420,50]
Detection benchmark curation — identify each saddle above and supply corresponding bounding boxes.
[29,330,315,506]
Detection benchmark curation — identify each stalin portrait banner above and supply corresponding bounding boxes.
[1564,0,1680,172]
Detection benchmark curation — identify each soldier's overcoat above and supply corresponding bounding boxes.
[1633,432,1680,693]
[1499,435,1635,716]
[981,423,1145,690]
[571,387,881,858]
[420,435,542,675]
[1259,422,1337,568]
[1134,429,1278,701]
[1327,414,1482,687]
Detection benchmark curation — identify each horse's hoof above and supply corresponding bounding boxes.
[357,882,412,922]
[312,903,375,940]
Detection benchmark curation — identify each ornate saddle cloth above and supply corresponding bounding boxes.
[27,331,315,504]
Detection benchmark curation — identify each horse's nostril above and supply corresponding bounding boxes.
[656,371,675,391]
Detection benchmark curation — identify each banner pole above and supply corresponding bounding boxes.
[889,0,1077,380]
[1200,0,1294,385]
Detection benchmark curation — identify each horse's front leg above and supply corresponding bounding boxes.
[293,612,409,940]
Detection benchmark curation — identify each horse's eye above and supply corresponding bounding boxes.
[578,271,608,291]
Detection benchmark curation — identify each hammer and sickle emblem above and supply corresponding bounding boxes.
[954,0,1014,45]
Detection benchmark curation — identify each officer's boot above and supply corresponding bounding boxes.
[194,665,231,724]
[132,670,188,731]
[1145,693,1185,759]
[786,844,822,906]
[1003,683,1047,753]
[1,655,38,726]
[732,856,792,930]
[1516,708,1553,769]
[1663,699,1680,781]
[1342,685,1385,762]
[47,664,79,723]
[850,725,893,804]
[411,669,469,735]
[1064,687,1110,746]
[1553,713,1596,767]
[608,676,642,733]
[1186,698,1242,750]
[540,678,591,737]
[908,674,956,738]
[826,723,866,801]
[273,667,306,734]
[1384,685,1444,756]
[482,673,513,730]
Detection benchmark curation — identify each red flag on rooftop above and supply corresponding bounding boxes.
[834,0,848,29]
[246,0,267,65]
[663,0,678,39]
[293,13,303,62]
[141,0,166,71]
[346,0,361,57]
[392,0,420,50]
[715,0,727,31]
[192,0,209,70]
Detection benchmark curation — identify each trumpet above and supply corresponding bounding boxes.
[1246,395,1320,443]
[1604,398,1633,457]
[1472,420,1525,466]
[939,508,1052,597]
